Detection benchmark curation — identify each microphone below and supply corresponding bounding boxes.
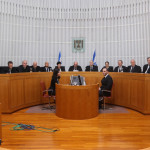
[78,75,82,85]
[70,75,73,85]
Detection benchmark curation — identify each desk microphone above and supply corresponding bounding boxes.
[78,75,82,85]
[70,75,73,85]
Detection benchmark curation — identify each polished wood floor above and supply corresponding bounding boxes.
[1,107,150,150]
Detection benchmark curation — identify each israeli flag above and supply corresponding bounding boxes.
[58,51,62,62]
[92,50,97,65]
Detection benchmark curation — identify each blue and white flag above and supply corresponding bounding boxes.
[92,50,97,65]
[58,51,61,62]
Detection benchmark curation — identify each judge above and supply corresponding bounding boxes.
[85,60,98,72]
[4,61,18,73]
[18,60,30,72]
[30,61,41,72]
[54,61,65,72]
[100,61,113,72]
[127,59,141,73]
[143,57,150,73]
[41,62,52,72]
[68,61,82,71]
[114,60,127,72]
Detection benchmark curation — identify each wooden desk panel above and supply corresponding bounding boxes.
[0,72,150,114]
[0,103,1,145]
[144,75,150,114]
[10,78,24,109]
[0,76,9,113]
[56,84,99,119]
[24,76,41,104]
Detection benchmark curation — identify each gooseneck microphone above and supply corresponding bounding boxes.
[78,75,82,85]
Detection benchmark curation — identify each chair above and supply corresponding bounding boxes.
[102,85,113,110]
[40,81,55,110]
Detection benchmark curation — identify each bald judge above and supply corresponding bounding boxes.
[68,61,82,71]
[127,59,141,73]
[30,61,41,72]
[18,60,30,72]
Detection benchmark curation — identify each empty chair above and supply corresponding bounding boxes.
[40,81,55,110]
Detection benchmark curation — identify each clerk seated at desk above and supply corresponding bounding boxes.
[99,67,113,108]
[48,69,61,96]
[68,61,82,72]
[4,61,18,73]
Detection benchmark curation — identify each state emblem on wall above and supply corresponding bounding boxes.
[72,38,85,52]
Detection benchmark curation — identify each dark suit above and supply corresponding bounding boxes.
[4,67,18,73]
[0,67,2,74]
[85,65,98,72]
[99,74,113,97]
[30,66,41,72]
[48,76,60,95]
[41,67,52,72]
[54,66,65,72]
[68,65,82,71]
[143,64,150,73]
[18,65,30,72]
[114,66,127,72]
[127,65,141,73]
[100,66,113,72]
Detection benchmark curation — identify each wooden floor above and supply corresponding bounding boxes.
[1,107,150,150]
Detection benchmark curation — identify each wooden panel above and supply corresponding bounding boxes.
[40,72,52,89]
[10,78,24,109]
[56,84,99,119]
[144,75,150,114]
[130,77,145,111]
[0,75,10,113]
[24,75,41,104]
[111,73,131,107]
[0,72,150,114]
[0,103,1,145]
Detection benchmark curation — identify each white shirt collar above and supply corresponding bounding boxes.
[105,74,109,78]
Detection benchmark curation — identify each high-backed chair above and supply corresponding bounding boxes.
[102,84,113,110]
[40,81,55,109]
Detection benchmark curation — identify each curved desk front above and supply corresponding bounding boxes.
[0,72,150,115]
[56,84,99,120]
[0,103,1,145]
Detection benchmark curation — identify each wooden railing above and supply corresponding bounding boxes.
[0,103,2,145]
[0,72,150,114]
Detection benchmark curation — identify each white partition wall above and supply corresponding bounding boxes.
[0,0,150,70]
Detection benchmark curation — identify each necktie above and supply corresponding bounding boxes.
[130,67,134,72]
[148,66,150,73]
[119,68,122,72]
[90,66,93,71]
[145,66,150,73]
